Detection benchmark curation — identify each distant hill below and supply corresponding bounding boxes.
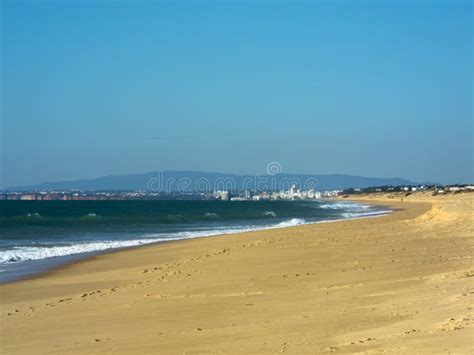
[4,171,420,192]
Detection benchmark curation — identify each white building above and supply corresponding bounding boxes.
[214,190,230,201]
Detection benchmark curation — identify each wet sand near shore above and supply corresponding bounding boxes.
[1,193,472,354]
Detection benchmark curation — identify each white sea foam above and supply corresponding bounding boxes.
[319,201,391,220]
[264,211,278,217]
[341,210,392,219]
[0,239,159,264]
[319,202,371,211]
[0,226,263,264]
[274,218,306,227]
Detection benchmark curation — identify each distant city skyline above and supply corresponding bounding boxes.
[2,1,472,188]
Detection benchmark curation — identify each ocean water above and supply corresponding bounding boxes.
[0,200,390,282]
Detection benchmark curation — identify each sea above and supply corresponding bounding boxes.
[0,199,390,283]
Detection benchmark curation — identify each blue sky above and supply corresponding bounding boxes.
[1,0,472,187]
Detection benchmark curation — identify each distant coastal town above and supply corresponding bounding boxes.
[1,184,472,201]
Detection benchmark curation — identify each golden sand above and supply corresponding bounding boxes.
[1,193,472,354]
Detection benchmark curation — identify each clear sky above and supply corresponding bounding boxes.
[1,0,472,188]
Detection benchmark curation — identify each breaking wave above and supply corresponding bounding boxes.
[264,211,278,218]
[274,218,306,227]
[319,202,371,211]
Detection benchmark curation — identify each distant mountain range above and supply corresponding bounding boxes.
[4,171,421,192]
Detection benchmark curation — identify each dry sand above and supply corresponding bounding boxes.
[1,193,472,354]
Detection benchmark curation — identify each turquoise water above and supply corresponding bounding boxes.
[0,200,389,282]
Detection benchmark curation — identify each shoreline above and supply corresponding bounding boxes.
[0,200,391,285]
[1,193,472,353]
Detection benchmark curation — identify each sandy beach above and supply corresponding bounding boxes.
[1,193,472,354]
